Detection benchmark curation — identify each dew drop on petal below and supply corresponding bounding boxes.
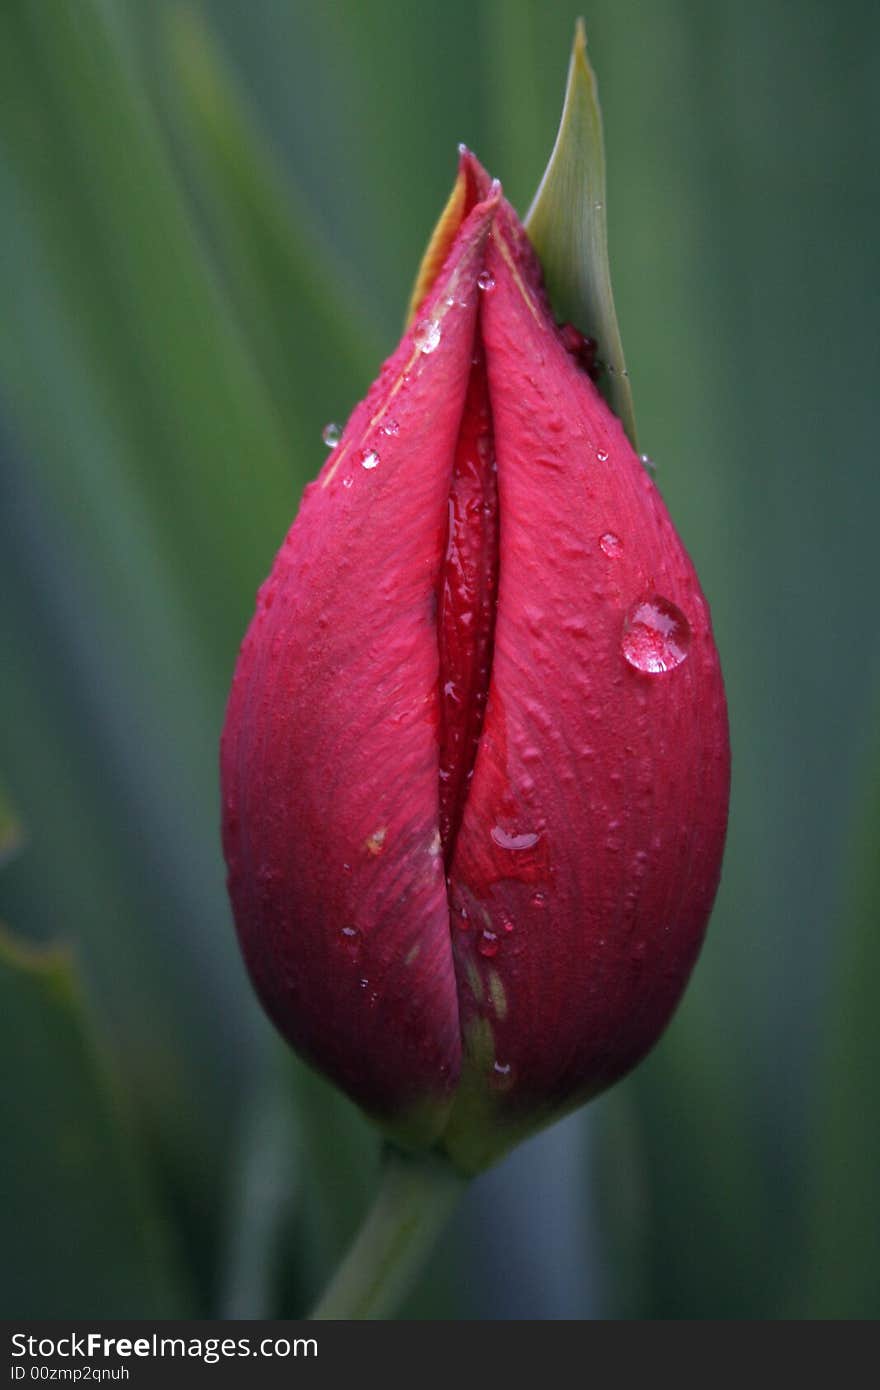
[414,318,441,354]
[381,417,400,436]
[622,595,691,674]
[322,422,342,448]
[365,825,387,853]
[640,452,657,477]
[491,826,540,852]
[597,448,609,462]
[478,929,499,958]
[477,269,496,292]
[342,477,353,488]
[599,531,623,558]
[360,448,380,470]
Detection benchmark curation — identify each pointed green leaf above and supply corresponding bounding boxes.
[525,21,637,446]
[0,927,192,1316]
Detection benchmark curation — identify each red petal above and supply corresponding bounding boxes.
[222,194,498,1141]
[445,201,730,1167]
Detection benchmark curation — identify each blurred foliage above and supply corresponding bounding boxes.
[0,0,877,1318]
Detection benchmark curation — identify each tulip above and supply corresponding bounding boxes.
[221,150,729,1175]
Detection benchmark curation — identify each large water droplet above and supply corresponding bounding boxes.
[414,318,441,354]
[360,448,380,471]
[599,531,623,558]
[477,270,496,292]
[596,448,609,462]
[322,422,341,448]
[622,595,691,674]
[491,826,540,851]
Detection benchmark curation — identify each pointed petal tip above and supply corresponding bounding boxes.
[408,149,501,324]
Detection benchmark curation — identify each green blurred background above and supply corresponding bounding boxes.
[1,0,877,1319]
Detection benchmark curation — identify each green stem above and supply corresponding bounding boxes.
[310,1146,466,1320]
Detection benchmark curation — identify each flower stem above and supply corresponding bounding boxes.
[310,1145,466,1319]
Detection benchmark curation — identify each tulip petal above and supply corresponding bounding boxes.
[222,194,498,1143]
[407,148,493,325]
[444,201,730,1170]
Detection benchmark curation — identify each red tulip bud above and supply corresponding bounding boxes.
[221,151,729,1173]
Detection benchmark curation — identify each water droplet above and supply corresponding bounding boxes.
[342,476,353,488]
[381,417,400,436]
[597,448,609,462]
[365,826,387,854]
[478,929,499,958]
[640,452,657,477]
[360,448,380,471]
[477,270,496,292]
[599,532,623,558]
[341,926,360,947]
[414,318,441,354]
[622,596,691,674]
[322,422,341,448]
[492,1060,514,1089]
[491,826,540,852]
[531,891,547,908]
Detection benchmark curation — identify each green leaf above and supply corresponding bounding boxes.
[219,1040,300,1319]
[525,20,637,446]
[802,718,880,1318]
[163,5,381,456]
[0,0,283,1273]
[0,782,24,870]
[0,927,191,1317]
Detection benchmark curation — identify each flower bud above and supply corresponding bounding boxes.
[221,152,729,1173]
